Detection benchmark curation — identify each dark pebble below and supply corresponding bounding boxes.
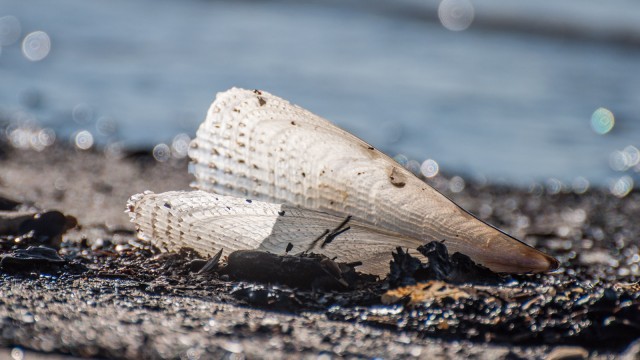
[18,211,77,248]
[0,246,65,273]
[0,195,21,211]
[222,250,355,291]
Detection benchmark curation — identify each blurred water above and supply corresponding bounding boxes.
[1,0,639,190]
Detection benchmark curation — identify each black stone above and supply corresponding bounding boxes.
[0,246,65,273]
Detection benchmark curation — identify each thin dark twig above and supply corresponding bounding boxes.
[306,230,330,251]
[306,215,352,251]
[334,215,352,234]
[321,226,350,248]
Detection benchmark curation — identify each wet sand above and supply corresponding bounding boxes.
[1,145,639,359]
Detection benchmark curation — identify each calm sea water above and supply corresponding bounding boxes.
[1,0,639,191]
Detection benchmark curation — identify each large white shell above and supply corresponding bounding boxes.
[128,190,423,275]
[185,88,557,274]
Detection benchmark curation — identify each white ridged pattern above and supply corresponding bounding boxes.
[127,190,422,275]
[131,88,558,274]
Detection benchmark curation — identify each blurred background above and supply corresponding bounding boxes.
[1,0,639,195]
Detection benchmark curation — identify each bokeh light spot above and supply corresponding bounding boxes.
[528,182,543,196]
[609,150,629,172]
[545,178,563,195]
[479,203,493,219]
[623,145,640,167]
[171,133,191,158]
[39,128,56,145]
[393,154,408,167]
[8,127,31,149]
[0,15,21,46]
[4,120,57,151]
[571,176,590,194]
[96,116,117,136]
[405,159,422,176]
[420,159,439,178]
[449,175,465,193]
[74,130,94,150]
[31,128,56,151]
[590,107,614,135]
[438,0,474,32]
[22,31,51,61]
[153,143,171,162]
[610,176,633,198]
[10,347,24,360]
[609,145,640,172]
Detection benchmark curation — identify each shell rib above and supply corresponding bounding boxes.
[186,88,558,274]
[128,190,423,276]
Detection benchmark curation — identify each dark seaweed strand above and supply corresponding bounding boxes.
[322,215,352,248]
[306,230,330,252]
[305,215,353,251]
[321,225,351,248]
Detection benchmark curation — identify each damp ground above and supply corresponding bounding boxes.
[1,144,640,359]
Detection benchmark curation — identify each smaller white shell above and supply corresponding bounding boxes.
[127,190,424,276]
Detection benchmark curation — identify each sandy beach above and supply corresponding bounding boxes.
[1,144,639,359]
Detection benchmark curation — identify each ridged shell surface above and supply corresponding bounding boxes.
[128,190,422,275]
[188,88,558,273]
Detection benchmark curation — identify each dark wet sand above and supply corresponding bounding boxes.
[1,145,639,359]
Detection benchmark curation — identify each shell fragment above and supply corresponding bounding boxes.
[128,190,421,276]
[129,88,559,275]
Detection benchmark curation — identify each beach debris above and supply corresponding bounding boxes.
[0,196,77,249]
[384,241,505,305]
[382,280,472,305]
[230,283,302,310]
[545,346,589,360]
[0,246,65,273]
[222,250,352,290]
[128,190,425,276]
[614,282,640,292]
[129,87,558,274]
[389,241,505,287]
[185,247,367,290]
[416,241,505,284]
[0,195,21,211]
[197,249,223,275]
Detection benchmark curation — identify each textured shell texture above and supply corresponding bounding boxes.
[132,87,558,275]
[128,190,422,275]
